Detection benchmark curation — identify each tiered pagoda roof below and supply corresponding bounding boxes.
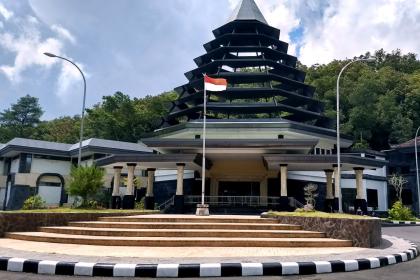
[161,0,333,129]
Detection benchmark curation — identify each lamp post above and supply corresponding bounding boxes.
[415,126,420,216]
[336,57,375,213]
[44,52,86,166]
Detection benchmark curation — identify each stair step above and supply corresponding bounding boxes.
[6,232,352,247]
[68,221,302,230]
[98,216,279,224]
[40,227,325,238]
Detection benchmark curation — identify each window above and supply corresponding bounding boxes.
[18,153,32,173]
[326,150,331,155]
[195,135,201,139]
[277,134,284,139]
[321,149,326,155]
[315,148,321,155]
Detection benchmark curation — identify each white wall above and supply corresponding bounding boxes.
[30,158,72,175]
[154,169,195,182]
[0,160,4,175]
[10,158,19,173]
[0,188,5,207]
[38,185,62,206]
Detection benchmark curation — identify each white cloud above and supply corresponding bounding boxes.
[56,59,85,100]
[0,7,82,100]
[0,16,63,83]
[51,24,76,44]
[297,0,420,65]
[227,0,420,66]
[0,3,13,20]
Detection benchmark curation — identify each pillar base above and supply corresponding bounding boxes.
[111,196,121,209]
[354,199,368,215]
[145,196,155,210]
[122,195,135,209]
[324,198,335,212]
[196,204,209,216]
[174,195,185,213]
[332,198,339,212]
[136,188,146,202]
[279,196,290,211]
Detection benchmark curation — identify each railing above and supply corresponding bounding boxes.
[288,197,305,209]
[184,196,280,207]
[158,195,175,212]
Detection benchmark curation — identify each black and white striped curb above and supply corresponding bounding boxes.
[385,220,420,225]
[0,244,417,277]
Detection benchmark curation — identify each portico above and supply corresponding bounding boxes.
[99,135,386,213]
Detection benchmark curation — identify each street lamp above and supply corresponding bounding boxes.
[44,52,87,166]
[415,126,420,216]
[336,57,376,213]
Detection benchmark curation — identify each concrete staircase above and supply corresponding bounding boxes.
[5,215,353,247]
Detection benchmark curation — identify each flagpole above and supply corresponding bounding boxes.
[201,84,206,206]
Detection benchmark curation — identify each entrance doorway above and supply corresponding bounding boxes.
[218,181,260,196]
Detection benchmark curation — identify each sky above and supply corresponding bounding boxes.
[0,0,420,120]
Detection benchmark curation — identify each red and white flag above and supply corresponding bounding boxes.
[204,75,227,92]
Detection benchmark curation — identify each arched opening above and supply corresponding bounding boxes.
[36,173,65,207]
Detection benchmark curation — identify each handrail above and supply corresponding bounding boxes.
[288,197,305,208]
[158,195,175,211]
[184,195,280,207]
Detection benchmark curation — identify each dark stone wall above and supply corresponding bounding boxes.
[0,211,157,237]
[6,185,34,210]
[262,213,382,248]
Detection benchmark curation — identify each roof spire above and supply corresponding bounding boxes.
[228,0,268,24]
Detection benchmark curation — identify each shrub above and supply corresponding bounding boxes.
[22,195,46,210]
[67,165,105,208]
[388,201,415,221]
[135,197,145,210]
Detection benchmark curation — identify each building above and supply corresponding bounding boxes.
[384,137,420,214]
[0,138,151,210]
[96,0,388,214]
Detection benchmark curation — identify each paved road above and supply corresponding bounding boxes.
[0,225,419,280]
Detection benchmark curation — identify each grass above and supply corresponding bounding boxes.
[3,208,159,214]
[266,210,377,220]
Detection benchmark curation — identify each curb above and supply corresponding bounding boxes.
[384,221,420,225]
[0,243,418,277]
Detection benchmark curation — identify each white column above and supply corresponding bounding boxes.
[112,166,123,196]
[146,168,155,197]
[280,165,288,197]
[325,169,334,199]
[260,177,268,206]
[210,178,218,196]
[126,163,136,196]
[333,164,341,200]
[354,168,366,199]
[176,163,185,196]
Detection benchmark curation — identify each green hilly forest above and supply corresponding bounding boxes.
[1,49,419,151]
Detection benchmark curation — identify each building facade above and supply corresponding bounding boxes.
[384,137,420,214]
[0,138,151,210]
[96,0,388,214]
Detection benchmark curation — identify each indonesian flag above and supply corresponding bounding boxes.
[204,75,227,92]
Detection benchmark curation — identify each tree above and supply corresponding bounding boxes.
[303,183,318,208]
[0,95,43,141]
[33,116,81,143]
[85,91,177,142]
[388,174,408,202]
[67,165,105,207]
